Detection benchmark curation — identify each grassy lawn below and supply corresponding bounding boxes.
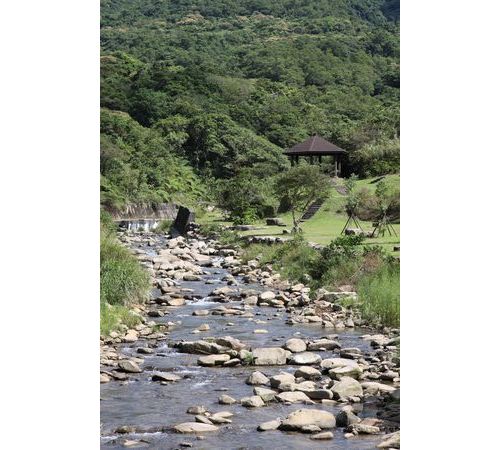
[199,175,400,254]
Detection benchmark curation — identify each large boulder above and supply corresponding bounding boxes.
[328,364,363,380]
[279,409,336,431]
[331,377,363,399]
[173,422,218,433]
[253,347,290,365]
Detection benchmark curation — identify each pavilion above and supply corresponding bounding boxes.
[284,135,347,176]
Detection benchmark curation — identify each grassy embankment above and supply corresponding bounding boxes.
[100,211,150,335]
[200,175,400,255]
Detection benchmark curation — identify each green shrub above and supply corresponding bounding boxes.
[100,303,142,336]
[358,264,400,327]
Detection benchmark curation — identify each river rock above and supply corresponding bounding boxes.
[346,423,380,434]
[284,338,307,353]
[336,409,362,427]
[259,291,276,301]
[377,431,400,448]
[257,419,281,431]
[197,324,210,331]
[118,360,142,373]
[167,298,186,306]
[276,391,312,404]
[295,366,322,380]
[252,347,290,365]
[331,377,363,400]
[279,409,336,431]
[310,431,334,440]
[173,422,218,433]
[186,406,206,414]
[152,372,181,382]
[198,354,230,366]
[246,371,270,385]
[208,414,232,424]
[329,364,363,380]
[269,372,295,388]
[193,309,209,316]
[361,382,397,396]
[253,387,277,402]
[288,352,322,365]
[136,347,154,354]
[176,341,227,355]
[195,415,213,425]
[304,389,333,400]
[321,358,359,370]
[100,373,110,383]
[218,395,237,405]
[215,336,246,350]
[307,339,340,351]
[241,395,265,407]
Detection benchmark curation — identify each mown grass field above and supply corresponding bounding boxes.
[200,175,400,254]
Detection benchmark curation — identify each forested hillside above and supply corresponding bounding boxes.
[100,0,399,210]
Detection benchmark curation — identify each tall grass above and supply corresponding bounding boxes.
[358,265,400,327]
[100,210,150,335]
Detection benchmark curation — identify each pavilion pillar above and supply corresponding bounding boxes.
[333,155,338,177]
[338,159,341,176]
[319,155,322,164]
[309,156,313,164]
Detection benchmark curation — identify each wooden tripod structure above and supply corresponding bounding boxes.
[371,210,398,238]
[341,212,364,235]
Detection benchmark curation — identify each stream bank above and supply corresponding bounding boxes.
[100,226,400,449]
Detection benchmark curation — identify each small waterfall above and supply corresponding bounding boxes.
[117,219,160,232]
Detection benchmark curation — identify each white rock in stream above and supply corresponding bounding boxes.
[252,347,290,365]
[117,360,142,373]
[197,354,230,366]
[246,371,270,386]
[173,422,219,433]
[284,338,307,353]
[279,409,336,431]
[241,395,265,407]
[288,352,322,365]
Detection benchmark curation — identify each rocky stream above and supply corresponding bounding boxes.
[100,225,400,449]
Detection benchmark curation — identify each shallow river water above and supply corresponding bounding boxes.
[101,238,386,449]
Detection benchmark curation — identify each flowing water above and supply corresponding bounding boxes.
[101,236,387,449]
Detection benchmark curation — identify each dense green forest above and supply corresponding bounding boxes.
[100,0,399,210]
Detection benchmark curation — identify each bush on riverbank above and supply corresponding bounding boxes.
[241,235,399,328]
[358,264,400,328]
[100,211,150,335]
